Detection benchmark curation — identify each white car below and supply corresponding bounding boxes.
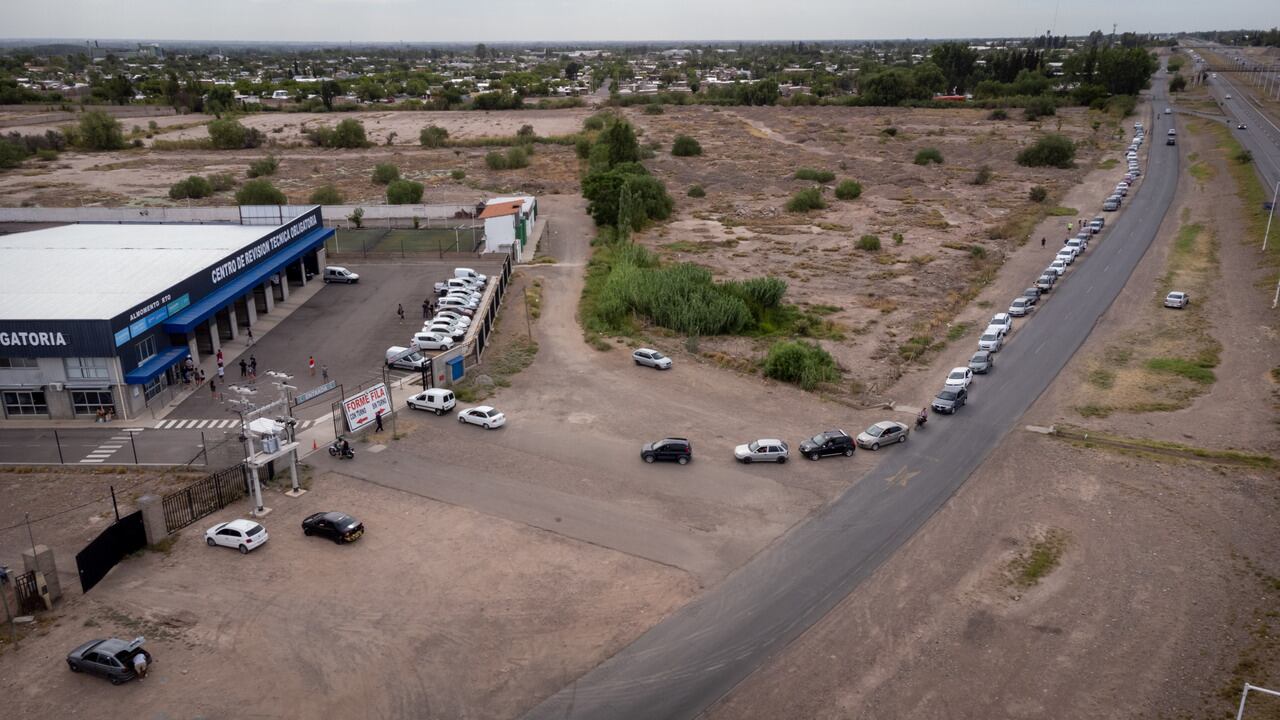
[444,291,481,305]
[205,519,269,554]
[1066,238,1086,253]
[1048,258,1067,275]
[454,267,488,284]
[978,329,1004,352]
[1164,291,1190,309]
[407,388,456,415]
[410,332,453,351]
[1008,297,1034,317]
[734,438,790,464]
[437,297,476,315]
[424,323,466,342]
[944,367,973,389]
[433,310,471,327]
[459,405,505,429]
[988,313,1012,333]
[633,348,673,370]
[1056,249,1076,266]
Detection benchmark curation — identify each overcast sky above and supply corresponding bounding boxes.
[5,0,1274,43]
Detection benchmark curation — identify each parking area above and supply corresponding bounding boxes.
[168,256,507,425]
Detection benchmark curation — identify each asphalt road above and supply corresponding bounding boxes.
[522,77,1181,719]
[1204,71,1280,191]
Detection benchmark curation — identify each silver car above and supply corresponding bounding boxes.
[1164,291,1190,309]
[632,348,673,370]
[978,330,1004,352]
[856,421,909,450]
[734,439,789,463]
[1008,297,1033,317]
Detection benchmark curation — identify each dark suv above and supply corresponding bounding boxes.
[798,430,855,460]
[641,438,692,465]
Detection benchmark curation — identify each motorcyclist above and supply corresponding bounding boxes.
[340,438,352,458]
[916,407,928,426]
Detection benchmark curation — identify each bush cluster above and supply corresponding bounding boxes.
[687,185,706,198]
[420,125,449,147]
[671,135,703,156]
[207,119,264,149]
[372,163,400,184]
[306,119,370,148]
[786,187,826,213]
[247,155,279,178]
[1016,134,1076,169]
[169,175,213,200]
[795,167,835,183]
[763,340,840,390]
[971,165,994,185]
[485,145,531,170]
[914,148,944,165]
[1028,185,1048,202]
[235,179,286,205]
[386,179,424,204]
[308,184,343,204]
[835,180,862,200]
[856,234,881,251]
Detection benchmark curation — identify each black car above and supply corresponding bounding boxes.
[798,430,855,460]
[932,386,968,414]
[67,637,151,685]
[1023,287,1041,305]
[641,438,692,465]
[301,512,365,544]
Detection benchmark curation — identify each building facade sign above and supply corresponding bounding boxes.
[0,319,116,358]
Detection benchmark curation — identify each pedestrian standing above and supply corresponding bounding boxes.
[249,355,257,379]
[1067,222,1073,234]
[309,355,316,376]
[374,408,384,432]
[209,378,217,399]
[217,364,225,381]
[423,300,430,319]
[216,348,224,367]
[1041,236,1046,248]
[321,365,329,382]
[198,368,206,385]
[397,304,405,324]
[239,358,247,378]
[247,327,254,346]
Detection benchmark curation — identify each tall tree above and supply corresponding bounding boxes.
[319,79,342,111]
[929,42,979,94]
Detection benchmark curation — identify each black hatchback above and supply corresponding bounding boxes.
[798,430,855,460]
[641,438,692,465]
[302,512,365,544]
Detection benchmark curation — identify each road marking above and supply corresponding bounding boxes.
[1034,341,1046,355]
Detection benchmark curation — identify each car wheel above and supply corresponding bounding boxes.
[111,676,124,685]
[333,536,343,545]
[844,448,854,457]
[206,537,216,547]
[459,416,466,424]
[743,457,752,464]
[434,408,443,416]
[777,456,787,464]
[871,443,880,451]
[485,423,496,430]
[809,453,820,461]
[677,456,689,465]
[643,454,655,463]
[303,528,312,536]
[899,435,907,443]
[238,544,248,554]
[68,662,81,673]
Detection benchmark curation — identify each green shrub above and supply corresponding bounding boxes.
[1029,185,1048,202]
[35,148,58,161]
[207,118,263,149]
[1106,94,1137,117]
[206,173,235,191]
[1016,134,1076,169]
[330,119,369,148]
[723,276,788,309]
[308,184,343,204]
[247,155,279,178]
[857,234,881,251]
[880,126,898,136]
[0,139,28,168]
[893,232,904,245]
[372,163,399,184]
[988,108,1009,120]
[971,165,993,185]
[505,146,530,169]
[583,114,607,131]
[168,175,213,200]
[582,163,673,227]
[763,340,840,390]
[671,135,703,156]
[914,148,943,165]
[1235,148,1253,164]
[420,125,449,147]
[485,151,508,170]
[835,180,862,200]
[786,187,826,213]
[575,135,592,159]
[687,184,706,198]
[1023,96,1057,120]
[450,169,466,180]
[76,110,125,150]
[386,179,424,204]
[795,167,835,183]
[235,179,286,205]
[644,104,665,115]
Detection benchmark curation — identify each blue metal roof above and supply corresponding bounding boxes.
[161,226,332,334]
[123,345,190,385]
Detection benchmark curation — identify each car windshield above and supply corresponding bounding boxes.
[865,425,884,437]
[949,370,964,379]
[982,333,997,340]
[247,524,264,536]
[938,390,957,400]
[972,353,987,362]
[810,434,827,445]
[748,441,762,451]
[650,352,666,360]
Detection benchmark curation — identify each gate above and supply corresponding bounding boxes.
[74,510,146,594]
[13,570,44,613]
[161,464,248,534]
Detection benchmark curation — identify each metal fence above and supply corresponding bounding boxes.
[326,224,486,258]
[0,427,246,468]
[161,464,248,534]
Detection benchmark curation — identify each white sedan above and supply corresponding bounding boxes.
[458,406,506,429]
[205,519,269,554]
[944,367,973,389]
[411,332,453,351]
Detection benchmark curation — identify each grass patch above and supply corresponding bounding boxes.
[1087,367,1115,389]
[1075,404,1114,418]
[1188,162,1214,182]
[1046,206,1078,217]
[1202,120,1274,264]
[795,167,836,183]
[946,322,972,342]
[1097,158,1118,170]
[1144,357,1216,384]
[1008,528,1069,588]
[1052,425,1277,469]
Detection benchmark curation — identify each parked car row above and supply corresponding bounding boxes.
[384,268,490,369]
[640,420,923,466]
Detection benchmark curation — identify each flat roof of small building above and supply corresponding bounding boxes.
[0,223,269,320]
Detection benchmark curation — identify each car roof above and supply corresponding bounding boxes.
[659,437,690,443]
[873,420,901,429]
[471,405,495,412]
[754,438,785,445]
[635,347,656,353]
[225,519,260,532]
[949,367,968,374]
[972,350,991,357]
[322,511,353,522]
[94,637,142,655]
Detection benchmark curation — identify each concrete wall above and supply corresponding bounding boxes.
[0,203,475,225]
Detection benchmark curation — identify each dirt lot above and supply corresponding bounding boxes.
[0,467,697,719]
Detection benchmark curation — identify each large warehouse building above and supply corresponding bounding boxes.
[0,208,333,421]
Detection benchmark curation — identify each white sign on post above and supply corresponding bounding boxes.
[342,383,390,432]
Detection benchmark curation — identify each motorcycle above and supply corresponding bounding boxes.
[328,439,355,459]
[915,410,928,428]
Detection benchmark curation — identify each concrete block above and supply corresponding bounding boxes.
[137,494,169,547]
[21,544,60,603]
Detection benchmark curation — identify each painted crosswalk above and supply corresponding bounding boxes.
[153,418,319,431]
[79,434,131,464]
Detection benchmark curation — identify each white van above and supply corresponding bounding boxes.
[454,268,488,284]
[406,388,456,415]
[323,266,359,284]
[386,346,429,370]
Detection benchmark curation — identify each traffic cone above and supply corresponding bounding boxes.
[312,439,318,451]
